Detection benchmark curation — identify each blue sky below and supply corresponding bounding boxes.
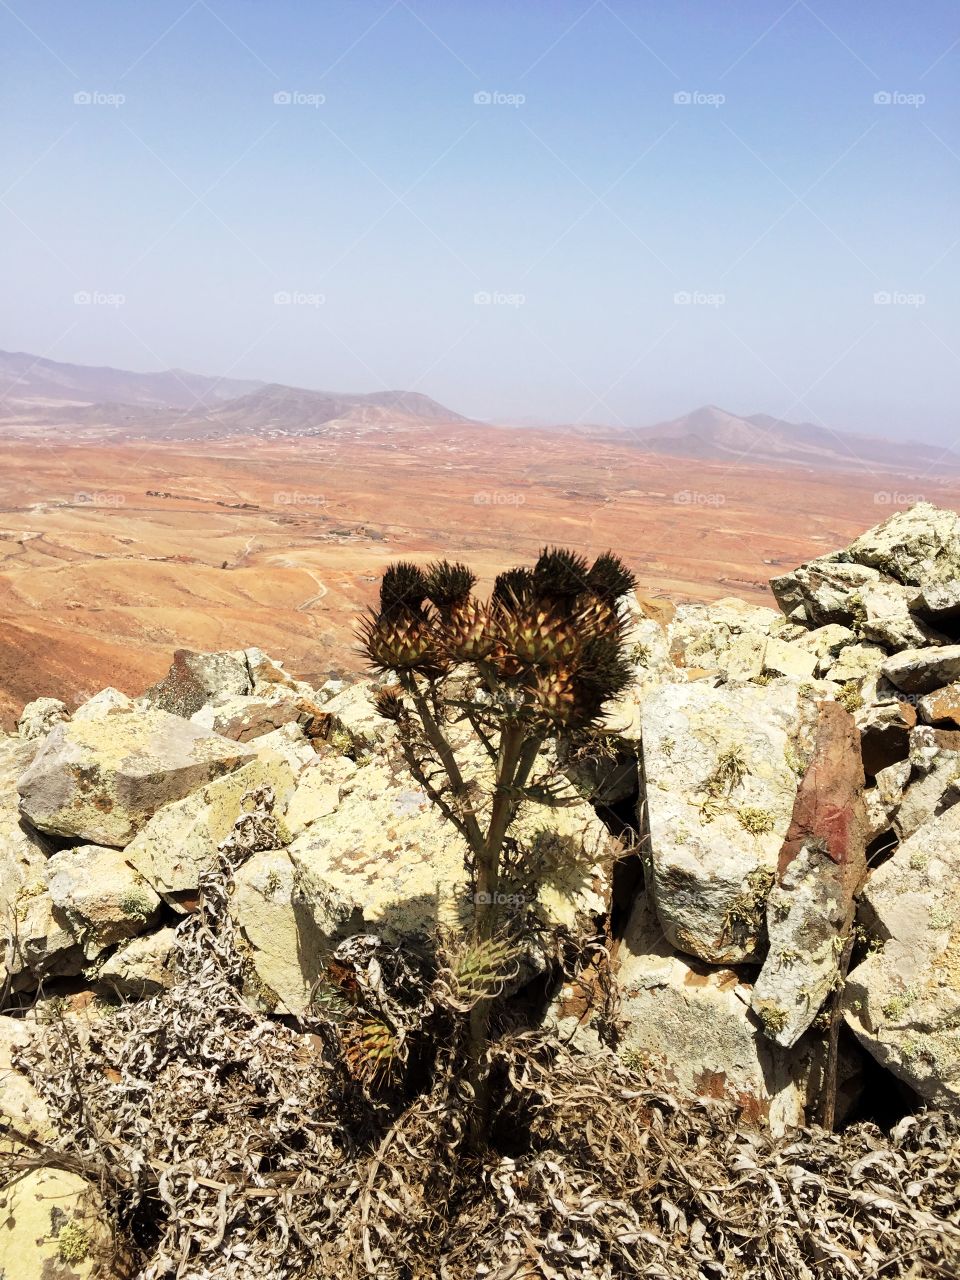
[2,1,958,438]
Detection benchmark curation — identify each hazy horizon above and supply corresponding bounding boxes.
[3,1,959,440]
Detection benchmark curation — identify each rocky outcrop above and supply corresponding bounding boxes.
[17,709,256,846]
[16,696,68,740]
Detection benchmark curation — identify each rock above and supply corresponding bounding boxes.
[322,681,395,753]
[718,631,767,681]
[98,927,177,997]
[16,697,68,740]
[144,648,252,717]
[0,1167,123,1279]
[17,709,256,847]
[244,646,313,696]
[248,723,318,776]
[882,645,960,695]
[856,700,916,776]
[192,691,333,744]
[844,802,960,1108]
[770,561,881,626]
[44,845,161,960]
[918,681,960,728]
[285,755,356,837]
[846,501,960,587]
[795,623,857,669]
[231,848,359,1012]
[763,636,818,680]
[71,688,134,721]
[289,750,616,951]
[895,729,960,840]
[825,642,888,684]
[608,891,807,1134]
[910,580,960,624]
[640,681,804,964]
[126,753,297,902]
[751,702,867,1047]
[853,581,944,651]
[0,1016,55,1145]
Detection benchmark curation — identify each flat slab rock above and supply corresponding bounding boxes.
[843,800,960,1109]
[16,709,256,847]
[882,645,960,695]
[640,680,807,964]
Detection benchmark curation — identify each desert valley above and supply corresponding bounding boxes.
[2,349,958,729]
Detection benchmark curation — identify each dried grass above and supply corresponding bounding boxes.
[6,827,960,1279]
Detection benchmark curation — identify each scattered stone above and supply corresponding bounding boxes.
[844,801,960,1108]
[17,709,256,847]
[45,844,161,960]
[0,1167,123,1279]
[825,642,888,684]
[16,696,68,740]
[640,680,803,964]
[752,702,867,1047]
[192,692,333,744]
[882,644,960,695]
[896,730,960,840]
[126,753,297,902]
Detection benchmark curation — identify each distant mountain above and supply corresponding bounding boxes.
[626,405,958,474]
[0,350,262,409]
[0,351,473,437]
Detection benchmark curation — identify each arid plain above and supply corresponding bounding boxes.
[3,416,959,729]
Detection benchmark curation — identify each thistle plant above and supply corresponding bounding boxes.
[358,546,637,1140]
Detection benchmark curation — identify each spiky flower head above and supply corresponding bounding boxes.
[447,936,521,1010]
[587,551,637,603]
[425,560,476,614]
[441,598,497,662]
[494,599,581,670]
[379,561,428,616]
[372,685,406,721]
[358,608,443,676]
[492,567,535,609]
[345,1019,397,1084]
[533,547,591,601]
[530,665,578,724]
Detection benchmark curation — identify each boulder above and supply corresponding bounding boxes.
[126,753,297,903]
[322,680,395,753]
[751,702,867,1047]
[191,691,333,744]
[853,581,944,651]
[882,645,960,695]
[289,750,616,951]
[763,636,818,680]
[44,844,161,960]
[770,561,881,626]
[16,696,68,740]
[72,687,134,721]
[244,646,314,696]
[856,699,916,776]
[640,680,805,964]
[794,623,856,671]
[0,1167,124,1279]
[17,709,256,847]
[285,754,356,837]
[895,729,960,840]
[918,681,960,728]
[844,802,960,1108]
[98,927,177,998]
[846,502,960,587]
[910,580,960,624]
[0,1016,56,1145]
[825,642,888,684]
[143,647,252,717]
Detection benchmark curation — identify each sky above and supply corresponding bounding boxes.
[2,1,958,439]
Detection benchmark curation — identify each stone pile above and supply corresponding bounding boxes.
[2,503,960,1270]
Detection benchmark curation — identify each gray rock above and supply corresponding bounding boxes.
[17,709,256,847]
[846,502,960,587]
[763,636,818,679]
[144,648,253,717]
[16,697,68,740]
[770,561,881,626]
[825,642,888,684]
[44,844,161,960]
[882,645,960,695]
[844,802,960,1108]
[71,687,134,721]
[854,581,944,651]
[0,1167,122,1279]
[98,927,177,997]
[0,1016,55,1144]
[910,580,960,623]
[640,681,804,963]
